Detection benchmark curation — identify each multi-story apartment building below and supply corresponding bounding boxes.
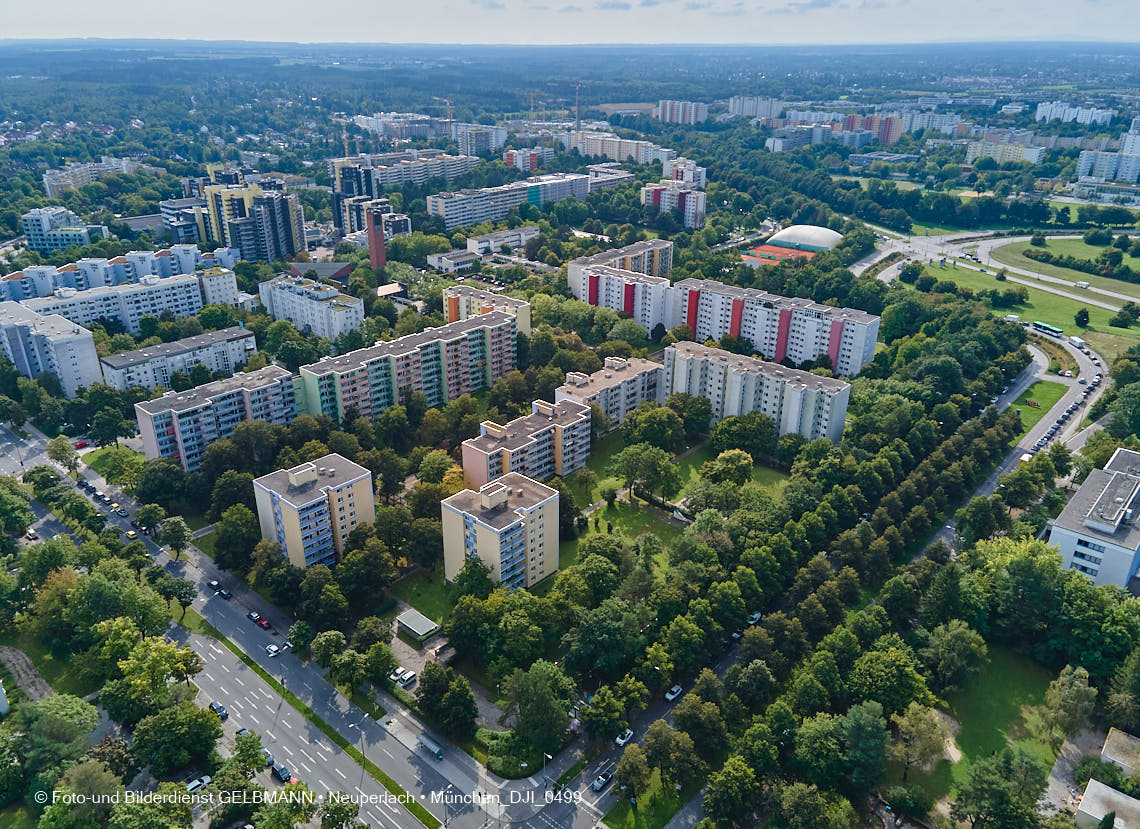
[426,250,480,274]
[504,147,555,171]
[555,356,664,427]
[351,113,452,138]
[258,275,365,341]
[586,163,636,191]
[1035,101,1117,125]
[727,96,783,119]
[566,239,674,303]
[1077,151,1140,184]
[456,124,508,156]
[579,266,673,333]
[657,100,709,125]
[0,302,102,398]
[662,158,707,188]
[641,180,707,228]
[426,174,590,230]
[444,285,532,334]
[663,342,851,441]
[464,226,540,255]
[203,184,305,261]
[965,141,1045,165]
[441,472,559,589]
[1048,448,1140,588]
[20,207,109,254]
[135,365,297,472]
[298,311,517,422]
[0,246,238,302]
[99,326,257,391]
[560,131,675,164]
[159,197,212,244]
[253,453,375,569]
[670,278,880,377]
[23,273,218,336]
[43,156,163,198]
[460,399,591,487]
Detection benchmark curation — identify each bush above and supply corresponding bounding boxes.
[886,784,934,818]
[1030,232,1047,247]
[1084,227,1114,246]
[1073,756,1140,798]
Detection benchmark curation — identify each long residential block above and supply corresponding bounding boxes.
[298,311,517,422]
[135,365,297,472]
[444,284,532,334]
[0,302,102,398]
[663,342,850,441]
[460,399,591,488]
[566,239,674,306]
[555,356,665,426]
[258,275,365,341]
[426,174,589,230]
[253,453,374,569]
[441,472,559,589]
[99,326,258,391]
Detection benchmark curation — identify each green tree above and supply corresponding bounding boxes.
[843,701,887,796]
[133,701,223,776]
[46,435,78,475]
[1075,308,1090,327]
[502,660,575,754]
[1038,664,1098,750]
[890,703,948,782]
[90,407,134,447]
[615,743,652,800]
[703,755,760,824]
[919,619,989,694]
[159,516,191,561]
[311,630,348,669]
[417,449,455,484]
[213,503,261,571]
[951,747,1048,829]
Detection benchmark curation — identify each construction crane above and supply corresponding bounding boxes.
[432,96,453,122]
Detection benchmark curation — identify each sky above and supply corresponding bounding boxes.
[2,0,1136,44]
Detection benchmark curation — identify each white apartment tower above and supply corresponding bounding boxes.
[0,302,102,398]
[258,275,365,341]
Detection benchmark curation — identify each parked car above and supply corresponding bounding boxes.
[1079,377,1087,384]
[265,644,280,657]
[186,775,212,793]
[124,530,138,541]
[615,728,634,747]
[24,528,38,540]
[256,618,271,630]
[247,611,261,623]
[110,502,120,511]
[272,764,292,783]
[260,748,274,766]
[207,579,220,592]
[116,508,128,517]
[389,667,406,684]
[218,588,232,600]
[73,440,89,449]
[209,701,228,721]
[236,728,250,737]
[665,685,683,702]
[591,771,613,792]
[398,669,417,688]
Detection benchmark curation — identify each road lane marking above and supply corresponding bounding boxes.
[234,678,244,687]
[300,749,315,763]
[265,731,275,740]
[220,664,230,673]
[335,768,346,779]
[281,719,292,729]
[299,762,312,774]
[316,750,330,762]
[281,745,293,756]
[248,715,260,725]
[382,748,394,759]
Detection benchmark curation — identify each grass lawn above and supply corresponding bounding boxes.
[990,239,1140,299]
[183,512,212,532]
[673,444,789,499]
[0,806,35,829]
[886,645,1055,805]
[389,565,455,623]
[0,630,99,698]
[920,263,1140,360]
[1008,380,1068,440]
[193,529,217,559]
[561,501,683,570]
[566,431,628,507]
[83,445,145,481]
[603,768,703,829]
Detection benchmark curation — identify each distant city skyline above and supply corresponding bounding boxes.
[2,0,1136,45]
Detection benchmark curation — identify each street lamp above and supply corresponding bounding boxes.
[543,753,552,787]
[348,716,368,789]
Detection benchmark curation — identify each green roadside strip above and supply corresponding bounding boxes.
[183,609,440,829]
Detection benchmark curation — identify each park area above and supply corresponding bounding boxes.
[1008,380,1067,440]
[886,646,1057,810]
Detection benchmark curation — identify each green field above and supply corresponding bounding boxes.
[0,630,99,697]
[673,444,789,499]
[990,239,1140,299]
[886,646,1055,804]
[83,445,146,482]
[193,529,217,559]
[565,431,627,507]
[560,501,682,570]
[603,768,703,829]
[920,263,1140,360]
[1008,380,1068,439]
[389,564,455,624]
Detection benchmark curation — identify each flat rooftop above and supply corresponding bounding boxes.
[253,452,370,507]
[467,226,539,242]
[673,277,879,324]
[135,365,293,415]
[0,301,91,338]
[262,274,362,307]
[557,357,662,396]
[582,264,670,287]
[301,311,514,377]
[100,326,253,370]
[1103,728,1140,771]
[464,400,590,454]
[444,285,529,309]
[569,238,673,268]
[24,273,200,307]
[1106,447,1140,475]
[442,472,558,531]
[667,341,851,393]
[1079,778,1140,826]
[1052,469,1140,550]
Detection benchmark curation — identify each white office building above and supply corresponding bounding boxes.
[0,302,102,397]
[663,342,850,441]
[258,275,365,341]
[555,356,664,427]
[99,326,257,391]
[23,273,212,337]
[559,131,675,164]
[1048,448,1140,588]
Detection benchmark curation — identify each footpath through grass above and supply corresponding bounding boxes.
[0,630,99,698]
[1008,380,1068,440]
[180,609,437,829]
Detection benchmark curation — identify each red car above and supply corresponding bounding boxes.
[256,618,271,630]
[74,440,89,449]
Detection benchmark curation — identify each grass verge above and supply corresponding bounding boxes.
[603,769,703,829]
[673,444,789,500]
[561,501,683,570]
[181,609,437,829]
[193,530,217,560]
[1008,380,1068,440]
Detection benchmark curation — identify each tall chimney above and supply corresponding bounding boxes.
[366,208,387,269]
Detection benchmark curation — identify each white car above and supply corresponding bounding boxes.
[389,666,406,684]
[186,775,212,793]
[265,644,280,657]
[615,728,634,747]
[665,685,683,702]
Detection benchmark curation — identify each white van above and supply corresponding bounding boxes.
[1075,281,1090,289]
